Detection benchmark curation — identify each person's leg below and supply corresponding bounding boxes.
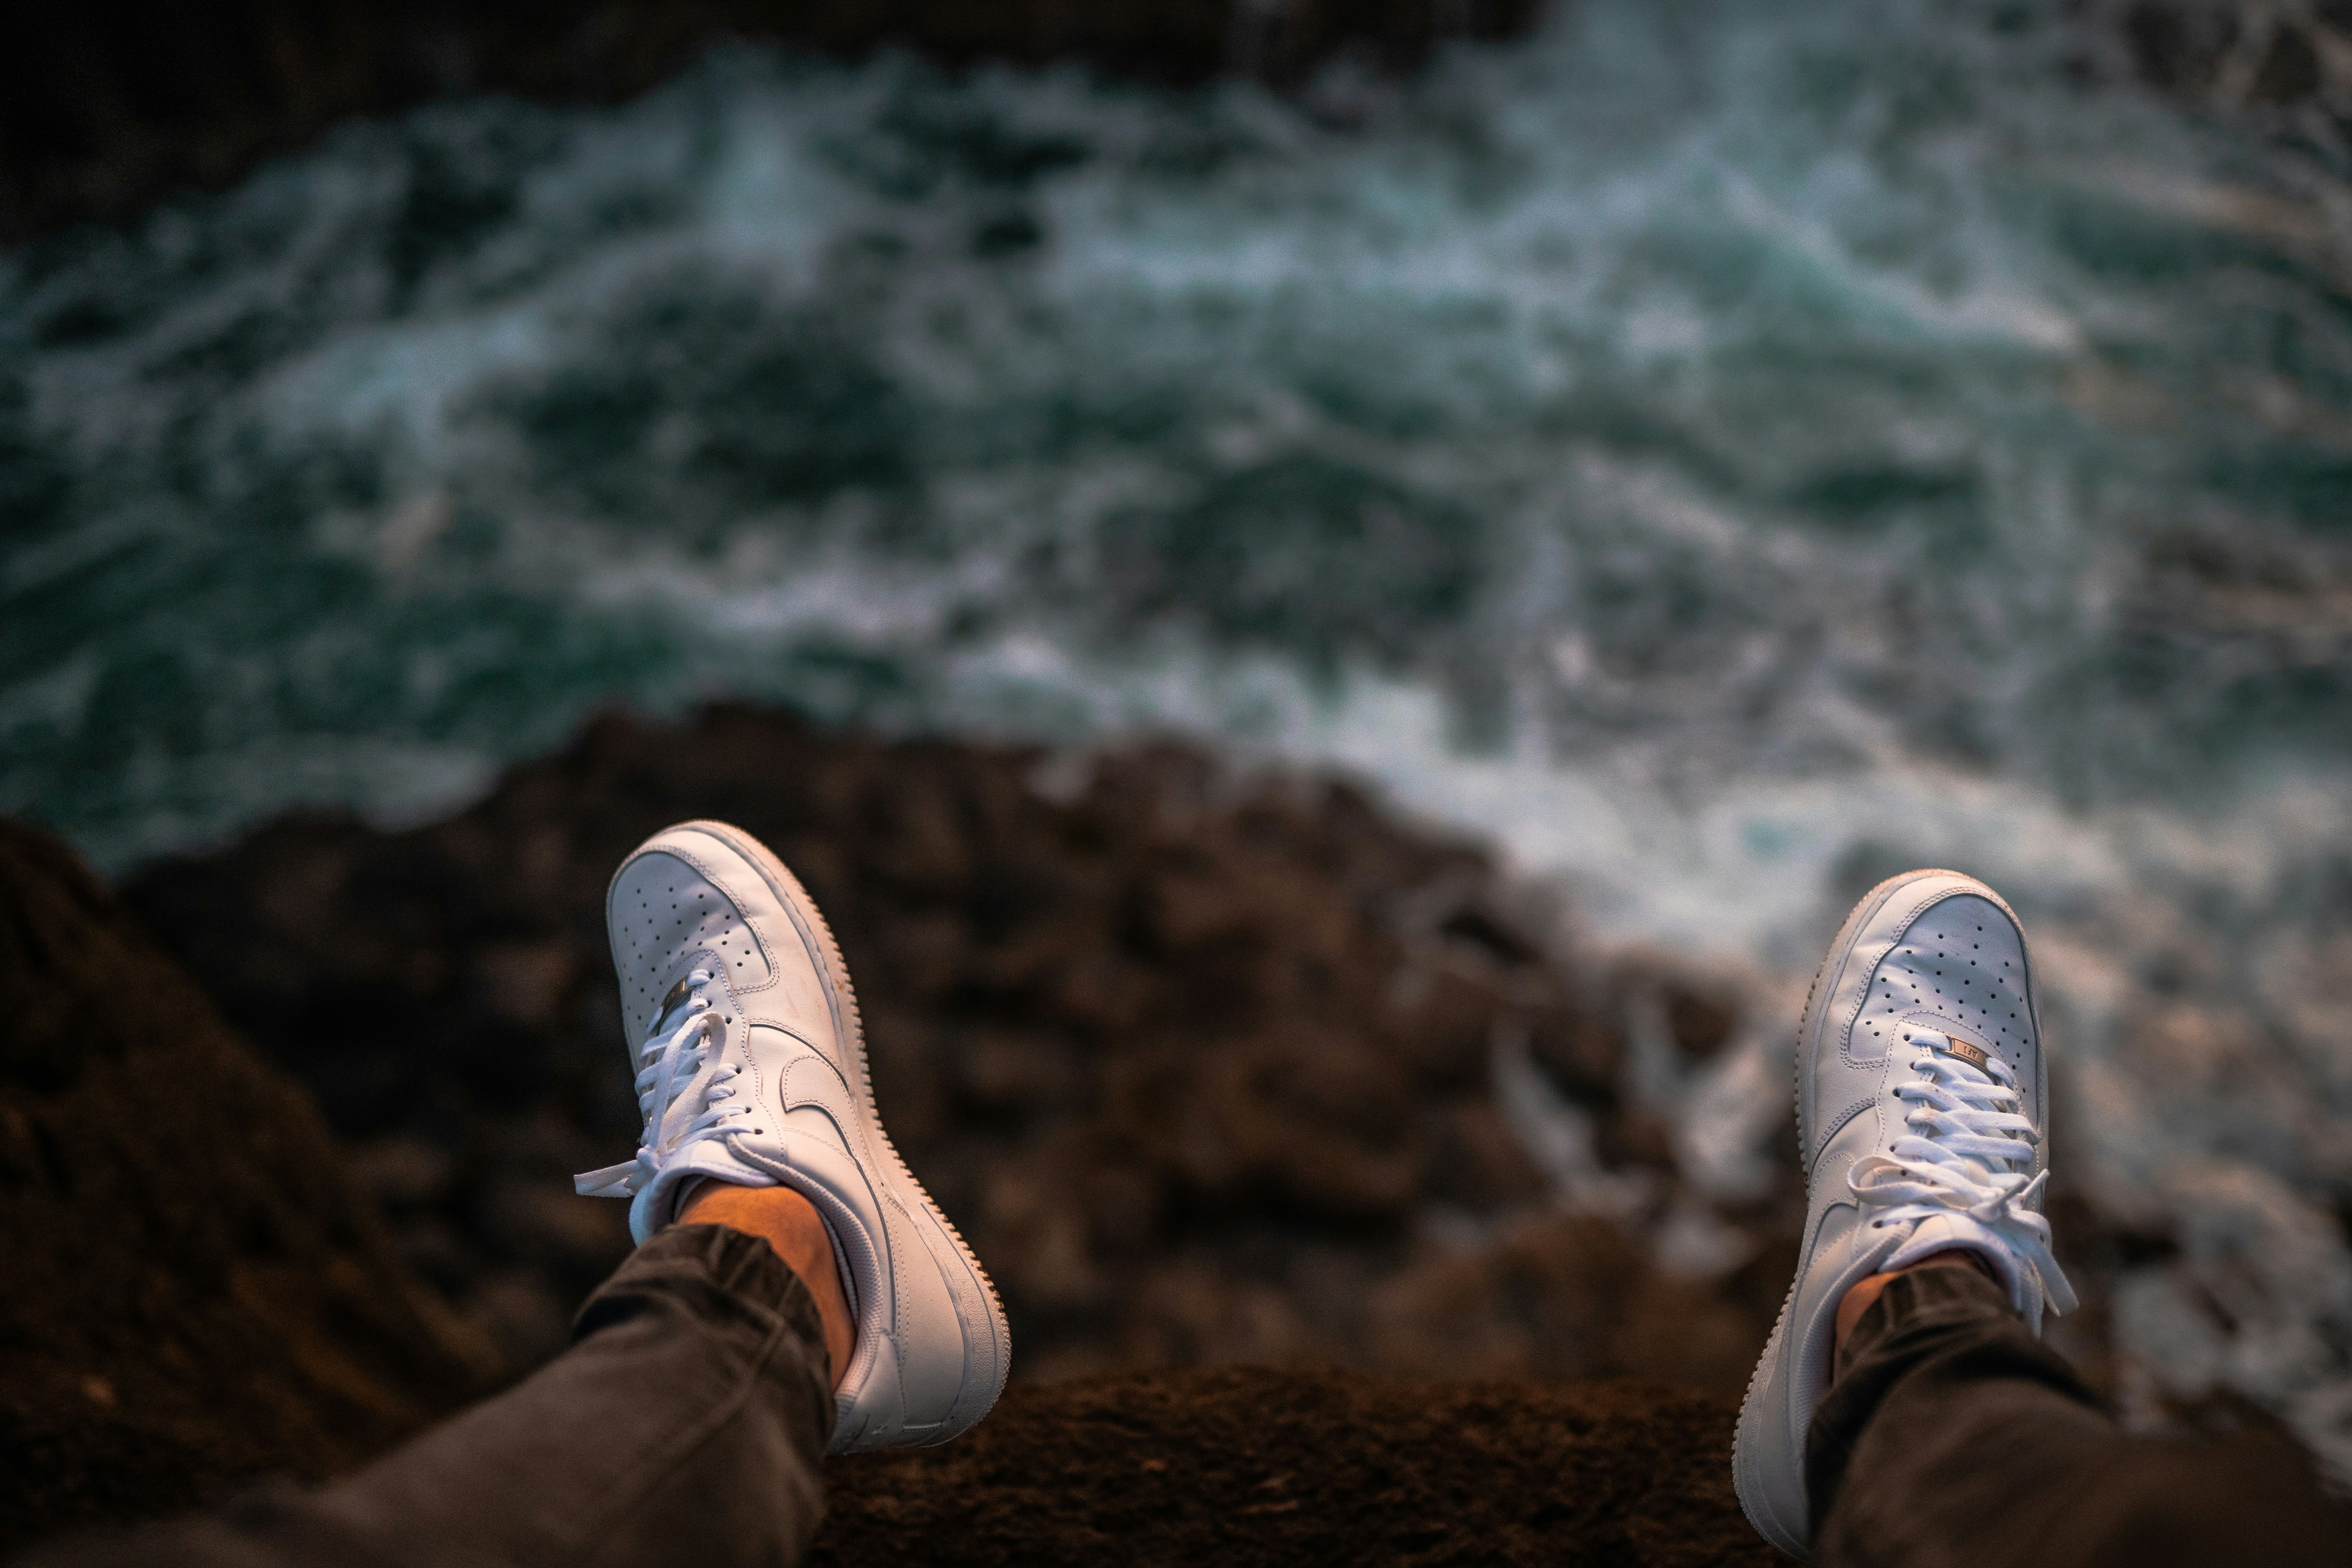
[1732,869,2348,1562]
[19,1191,847,1568]
[1809,1254,2352,1568]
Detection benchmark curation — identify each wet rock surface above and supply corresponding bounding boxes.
[119,705,1798,1391]
[0,820,492,1557]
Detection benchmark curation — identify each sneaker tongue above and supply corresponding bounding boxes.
[1953,1152,2002,1186]
[1906,1025,2009,1185]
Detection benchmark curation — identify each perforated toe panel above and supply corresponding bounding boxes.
[1855,892,2034,1086]
[609,851,774,1042]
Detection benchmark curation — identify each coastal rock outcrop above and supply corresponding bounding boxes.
[12,704,2322,1557]
[0,820,492,1555]
[120,705,1796,1390]
[2,705,1795,1558]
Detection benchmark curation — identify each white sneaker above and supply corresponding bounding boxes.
[573,819,1011,1453]
[1733,869,2076,1557]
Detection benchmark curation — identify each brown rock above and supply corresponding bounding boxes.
[120,705,1784,1394]
[0,819,490,1554]
[811,1366,1777,1567]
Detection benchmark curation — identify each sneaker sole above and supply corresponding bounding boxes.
[639,819,1013,1443]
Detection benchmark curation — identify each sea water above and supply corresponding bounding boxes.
[5,0,2351,1472]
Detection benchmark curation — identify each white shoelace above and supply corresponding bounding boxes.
[1847,1038,2078,1315]
[574,969,756,1200]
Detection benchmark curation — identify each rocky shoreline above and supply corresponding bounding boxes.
[6,702,2340,1555]
[117,705,1799,1392]
[3,702,1797,1560]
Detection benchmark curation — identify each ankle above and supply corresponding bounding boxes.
[1832,1250,1994,1361]
[679,1181,857,1390]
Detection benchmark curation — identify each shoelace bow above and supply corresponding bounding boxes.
[1847,1040,2078,1315]
[574,969,756,1199]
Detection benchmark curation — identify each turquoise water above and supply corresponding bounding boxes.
[6,0,2352,1470]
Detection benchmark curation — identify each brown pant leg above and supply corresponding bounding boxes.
[20,1225,835,1568]
[1809,1265,2350,1568]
